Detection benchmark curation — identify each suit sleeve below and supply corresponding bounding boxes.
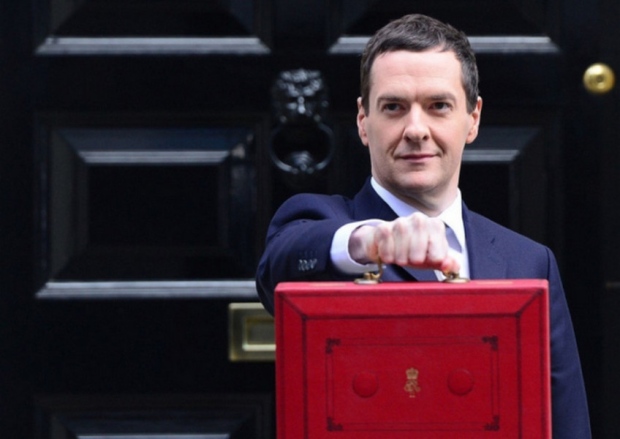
[255,193,355,314]
[546,249,592,438]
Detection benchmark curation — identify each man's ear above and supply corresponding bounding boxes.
[357,97,369,146]
[466,97,483,144]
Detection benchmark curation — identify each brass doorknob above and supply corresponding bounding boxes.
[583,63,615,94]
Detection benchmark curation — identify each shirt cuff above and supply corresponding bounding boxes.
[330,219,385,274]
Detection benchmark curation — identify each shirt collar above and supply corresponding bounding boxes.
[370,177,466,251]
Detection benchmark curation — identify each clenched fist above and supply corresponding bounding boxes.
[348,212,460,275]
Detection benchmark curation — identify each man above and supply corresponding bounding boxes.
[256,13,591,438]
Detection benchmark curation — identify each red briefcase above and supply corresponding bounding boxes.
[275,280,551,438]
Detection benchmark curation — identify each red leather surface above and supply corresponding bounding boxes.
[275,280,551,438]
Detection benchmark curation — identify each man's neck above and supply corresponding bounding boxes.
[370,178,457,217]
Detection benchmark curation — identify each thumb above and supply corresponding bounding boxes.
[440,255,461,279]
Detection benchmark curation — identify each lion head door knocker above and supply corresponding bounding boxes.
[269,69,335,188]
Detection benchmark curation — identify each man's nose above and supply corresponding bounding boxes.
[403,107,430,141]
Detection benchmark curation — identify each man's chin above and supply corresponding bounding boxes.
[398,179,436,195]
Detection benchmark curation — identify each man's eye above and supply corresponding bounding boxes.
[431,102,451,111]
[383,103,401,112]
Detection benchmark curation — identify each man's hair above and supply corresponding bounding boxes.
[360,14,479,114]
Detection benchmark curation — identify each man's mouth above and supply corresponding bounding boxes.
[399,153,436,163]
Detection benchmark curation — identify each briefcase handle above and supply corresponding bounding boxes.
[354,258,469,284]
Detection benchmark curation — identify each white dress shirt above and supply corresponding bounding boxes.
[330,178,470,279]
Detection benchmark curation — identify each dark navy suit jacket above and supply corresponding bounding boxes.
[256,179,591,438]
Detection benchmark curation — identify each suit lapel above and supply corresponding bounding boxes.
[352,179,399,221]
[463,205,507,279]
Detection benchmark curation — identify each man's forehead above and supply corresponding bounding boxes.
[370,50,463,84]
[369,50,464,92]
[372,48,460,70]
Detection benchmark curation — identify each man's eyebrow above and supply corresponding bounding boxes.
[375,92,458,104]
[428,92,457,102]
[376,94,405,103]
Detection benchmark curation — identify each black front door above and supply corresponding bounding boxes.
[0,0,614,437]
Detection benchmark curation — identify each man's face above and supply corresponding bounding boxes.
[357,49,482,214]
